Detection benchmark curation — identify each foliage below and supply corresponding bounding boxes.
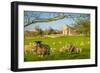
[25,27,62,37]
[73,19,90,35]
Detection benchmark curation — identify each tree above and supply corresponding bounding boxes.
[34,26,44,36]
[73,19,90,35]
[24,13,65,27]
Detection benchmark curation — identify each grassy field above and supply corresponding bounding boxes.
[24,36,90,62]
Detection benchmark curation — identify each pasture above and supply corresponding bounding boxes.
[24,36,90,62]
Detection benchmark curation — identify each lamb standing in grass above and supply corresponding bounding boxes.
[67,44,82,53]
[59,44,82,53]
[24,43,36,54]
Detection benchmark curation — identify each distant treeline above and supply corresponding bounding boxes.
[24,27,62,37]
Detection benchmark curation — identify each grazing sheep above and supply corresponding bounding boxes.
[24,43,36,54]
[67,44,82,53]
[24,43,32,54]
[35,41,50,57]
[59,44,81,53]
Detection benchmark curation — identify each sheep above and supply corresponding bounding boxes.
[67,44,82,53]
[34,41,50,57]
[24,43,36,54]
[59,44,82,53]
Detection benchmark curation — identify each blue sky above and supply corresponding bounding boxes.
[24,11,90,31]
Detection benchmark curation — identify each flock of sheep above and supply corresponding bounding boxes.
[25,41,50,57]
[25,41,82,58]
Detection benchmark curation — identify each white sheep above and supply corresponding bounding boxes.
[24,43,36,54]
[59,44,82,53]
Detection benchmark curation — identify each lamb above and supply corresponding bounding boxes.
[59,44,82,53]
[67,44,82,53]
[35,41,50,57]
[24,43,36,54]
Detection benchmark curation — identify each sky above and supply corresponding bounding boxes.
[24,11,90,31]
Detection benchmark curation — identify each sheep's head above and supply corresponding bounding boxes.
[35,41,42,45]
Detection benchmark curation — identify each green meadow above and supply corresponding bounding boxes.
[24,36,90,62]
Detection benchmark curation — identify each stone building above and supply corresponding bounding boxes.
[62,25,73,36]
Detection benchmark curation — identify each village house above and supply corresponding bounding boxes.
[62,24,75,36]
